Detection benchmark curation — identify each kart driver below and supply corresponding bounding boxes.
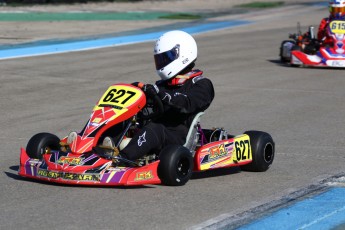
[317,0,345,47]
[295,0,345,54]
[119,30,215,161]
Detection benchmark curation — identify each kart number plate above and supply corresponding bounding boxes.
[330,21,345,34]
[234,135,252,162]
[99,85,142,109]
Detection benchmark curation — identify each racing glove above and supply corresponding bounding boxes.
[144,84,172,104]
[143,84,159,97]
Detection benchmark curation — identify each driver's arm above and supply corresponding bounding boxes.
[158,77,214,114]
[317,18,328,41]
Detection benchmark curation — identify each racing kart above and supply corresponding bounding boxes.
[280,21,345,68]
[18,83,275,186]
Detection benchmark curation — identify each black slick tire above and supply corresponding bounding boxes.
[158,145,193,186]
[26,132,60,160]
[241,131,275,172]
[280,40,296,63]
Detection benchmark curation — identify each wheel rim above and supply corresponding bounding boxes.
[264,143,274,163]
[176,157,190,178]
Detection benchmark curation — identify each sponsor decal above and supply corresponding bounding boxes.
[138,131,146,146]
[98,104,123,110]
[209,143,228,159]
[200,142,232,165]
[135,170,153,181]
[37,170,60,179]
[182,58,189,64]
[57,156,84,165]
[161,92,172,102]
[92,117,102,124]
[37,170,99,181]
[174,92,187,97]
[326,60,345,67]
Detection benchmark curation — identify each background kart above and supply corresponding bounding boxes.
[19,83,275,186]
[280,21,345,68]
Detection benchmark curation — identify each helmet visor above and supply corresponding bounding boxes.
[154,45,180,70]
[330,6,345,14]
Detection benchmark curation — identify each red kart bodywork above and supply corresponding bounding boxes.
[19,135,252,186]
[291,20,345,68]
[291,47,345,67]
[69,83,146,154]
[19,148,162,186]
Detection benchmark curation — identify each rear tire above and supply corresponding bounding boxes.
[240,131,274,172]
[158,145,193,186]
[26,132,60,159]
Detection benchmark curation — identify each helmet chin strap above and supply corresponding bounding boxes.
[168,69,203,86]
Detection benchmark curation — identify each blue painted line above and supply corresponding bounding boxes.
[312,2,328,7]
[0,20,251,60]
[238,187,345,230]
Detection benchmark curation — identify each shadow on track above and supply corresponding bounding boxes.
[191,166,241,180]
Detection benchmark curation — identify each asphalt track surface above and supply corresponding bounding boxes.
[1,3,345,230]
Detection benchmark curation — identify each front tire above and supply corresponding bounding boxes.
[26,132,60,159]
[241,131,275,172]
[280,40,295,63]
[158,145,194,186]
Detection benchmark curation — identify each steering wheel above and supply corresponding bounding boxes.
[132,82,164,120]
[141,92,164,120]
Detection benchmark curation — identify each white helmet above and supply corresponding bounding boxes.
[154,30,198,81]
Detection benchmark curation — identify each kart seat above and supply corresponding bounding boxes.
[184,112,204,155]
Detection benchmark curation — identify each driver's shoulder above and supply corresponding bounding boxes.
[191,76,213,88]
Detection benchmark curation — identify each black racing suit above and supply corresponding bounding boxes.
[121,72,215,160]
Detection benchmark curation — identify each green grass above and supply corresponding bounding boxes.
[159,13,201,20]
[236,1,284,8]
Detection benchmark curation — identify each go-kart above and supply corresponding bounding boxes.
[18,83,275,186]
[280,21,345,68]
